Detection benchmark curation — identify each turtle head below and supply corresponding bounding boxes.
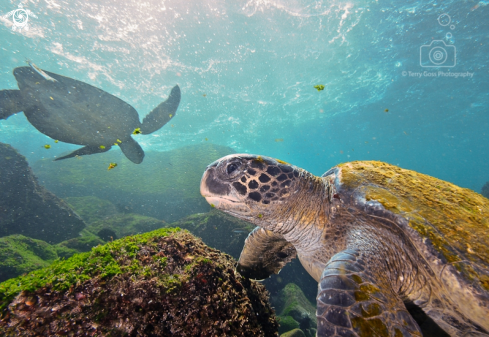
[200,154,305,229]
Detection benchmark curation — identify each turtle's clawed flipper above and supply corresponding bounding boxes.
[54,145,112,161]
[237,227,297,280]
[0,90,24,120]
[317,249,423,337]
[140,85,181,135]
[119,137,144,164]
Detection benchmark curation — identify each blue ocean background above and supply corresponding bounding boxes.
[1,0,488,191]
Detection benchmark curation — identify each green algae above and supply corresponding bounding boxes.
[0,227,181,311]
[0,235,58,283]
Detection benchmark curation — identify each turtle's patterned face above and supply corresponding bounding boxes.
[200,154,301,218]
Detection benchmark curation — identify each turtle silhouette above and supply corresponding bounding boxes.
[0,63,181,163]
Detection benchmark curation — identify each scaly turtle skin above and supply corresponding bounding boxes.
[0,65,180,163]
[200,154,489,337]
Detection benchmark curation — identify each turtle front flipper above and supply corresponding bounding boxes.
[237,227,297,280]
[54,145,112,161]
[317,249,422,337]
[140,85,181,135]
[0,90,23,119]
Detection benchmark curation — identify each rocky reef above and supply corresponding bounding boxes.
[0,228,278,336]
[0,143,85,243]
[0,235,58,283]
[272,283,317,337]
[32,143,235,222]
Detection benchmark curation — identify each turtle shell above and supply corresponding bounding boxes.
[331,161,489,292]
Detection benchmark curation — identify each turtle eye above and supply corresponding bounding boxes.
[226,163,238,175]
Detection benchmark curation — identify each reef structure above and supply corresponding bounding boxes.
[0,228,278,336]
[0,142,85,243]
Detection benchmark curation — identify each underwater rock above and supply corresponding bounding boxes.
[170,210,318,304]
[64,196,119,224]
[54,229,105,259]
[96,228,117,242]
[87,213,166,239]
[272,283,317,337]
[0,235,58,283]
[0,143,86,243]
[0,228,278,336]
[168,208,255,259]
[32,143,235,222]
[482,181,489,199]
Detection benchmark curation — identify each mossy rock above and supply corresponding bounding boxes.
[64,196,119,224]
[277,316,300,334]
[87,213,166,239]
[32,144,235,222]
[0,235,58,283]
[0,228,279,336]
[273,283,317,337]
[280,328,306,337]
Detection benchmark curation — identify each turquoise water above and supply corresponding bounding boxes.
[1,0,488,190]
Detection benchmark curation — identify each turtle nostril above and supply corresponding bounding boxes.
[227,163,238,175]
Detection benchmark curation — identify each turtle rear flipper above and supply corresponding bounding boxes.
[119,137,144,164]
[0,90,24,120]
[140,85,181,135]
[316,249,423,337]
[54,145,112,161]
[237,227,297,280]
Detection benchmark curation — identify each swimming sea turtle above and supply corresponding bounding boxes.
[200,154,489,336]
[0,63,180,163]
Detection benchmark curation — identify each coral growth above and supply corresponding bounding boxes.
[0,228,278,336]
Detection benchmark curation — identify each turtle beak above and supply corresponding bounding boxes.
[200,165,251,215]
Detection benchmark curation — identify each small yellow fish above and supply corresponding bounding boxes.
[99,145,105,149]
[203,94,207,97]
[205,137,208,141]
[171,124,175,128]
[169,114,173,118]
[108,162,117,170]
[384,109,389,112]
[314,85,325,92]
[114,143,118,146]
[50,96,54,100]
[275,138,284,142]
[44,144,51,149]
[133,128,141,135]
[54,140,59,143]
[117,139,122,143]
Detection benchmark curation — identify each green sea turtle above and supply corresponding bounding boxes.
[0,63,181,163]
[200,154,489,336]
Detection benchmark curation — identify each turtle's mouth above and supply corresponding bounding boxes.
[200,169,251,216]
